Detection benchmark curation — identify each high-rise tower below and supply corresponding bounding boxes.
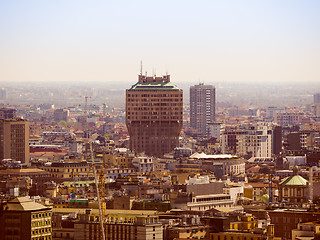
[190,84,215,136]
[0,108,29,163]
[314,93,320,104]
[126,74,183,157]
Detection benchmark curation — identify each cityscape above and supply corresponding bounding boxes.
[1,1,320,240]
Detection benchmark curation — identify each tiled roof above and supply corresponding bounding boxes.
[279,175,308,186]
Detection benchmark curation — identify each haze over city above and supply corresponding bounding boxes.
[2,1,320,240]
[1,0,320,84]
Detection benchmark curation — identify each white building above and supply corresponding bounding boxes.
[190,153,245,179]
[208,122,225,141]
[132,157,154,173]
[187,194,233,211]
[221,123,276,158]
[266,106,285,120]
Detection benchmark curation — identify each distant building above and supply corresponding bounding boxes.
[132,156,154,173]
[52,208,163,240]
[190,153,246,179]
[286,130,319,151]
[126,73,183,157]
[173,147,192,158]
[314,93,320,104]
[41,161,91,182]
[210,214,274,240]
[221,123,282,158]
[53,108,69,122]
[266,106,285,120]
[269,209,320,240]
[292,221,320,240]
[0,197,52,240]
[278,174,308,204]
[166,215,209,240]
[311,104,320,117]
[190,84,216,136]
[208,122,224,141]
[0,108,16,119]
[0,88,6,100]
[275,112,304,126]
[0,118,30,163]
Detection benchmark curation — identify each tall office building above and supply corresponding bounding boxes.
[0,108,30,163]
[314,93,320,104]
[190,84,216,136]
[126,74,183,157]
[0,88,6,100]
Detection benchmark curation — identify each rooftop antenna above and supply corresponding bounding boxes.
[140,60,143,75]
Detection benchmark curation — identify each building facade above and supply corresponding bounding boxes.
[221,123,282,158]
[0,118,30,164]
[52,208,163,240]
[190,84,216,136]
[278,174,308,204]
[53,109,69,122]
[314,93,320,104]
[0,197,52,240]
[126,74,183,157]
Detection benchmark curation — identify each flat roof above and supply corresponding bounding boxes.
[52,208,158,216]
[129,81,180,90]
[5,197,51,211]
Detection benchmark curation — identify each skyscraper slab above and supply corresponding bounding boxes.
[126,74,183,157]
[190,84,216,136]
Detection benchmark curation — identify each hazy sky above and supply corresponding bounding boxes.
[1,0,320,85]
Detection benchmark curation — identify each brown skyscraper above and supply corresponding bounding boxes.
[0,108,29,163]
[126,74,183,157]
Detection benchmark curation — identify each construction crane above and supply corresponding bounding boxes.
[268,174,273,203]
[80,95,92,114]
[90,143,106,240]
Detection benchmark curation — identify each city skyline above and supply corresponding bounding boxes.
[1,1,320,84]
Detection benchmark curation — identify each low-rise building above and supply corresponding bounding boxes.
[52,208,163,240]
[292,221,320,240]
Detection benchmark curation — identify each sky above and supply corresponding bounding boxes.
[0,0,320,85]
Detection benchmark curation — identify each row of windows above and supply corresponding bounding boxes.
[31,227,51,235]
[31,220,51,227]
[212,235,261,240]
[127,103,182,107]
[128,93,182,97]
[128,98,182,102]
[128,116,182,120]
[193,196,231,202]
[32,212,52,219]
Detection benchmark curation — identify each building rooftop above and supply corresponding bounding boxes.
[0,168,48,175]
[129,81,180,90]
[190,152,237,159]
[52,208,158,216]
[4,197,51,211]
[279,175,308,186]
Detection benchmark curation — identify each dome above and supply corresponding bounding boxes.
[279,175,308,186]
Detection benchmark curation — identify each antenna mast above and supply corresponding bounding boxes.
[140,61,143,75]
